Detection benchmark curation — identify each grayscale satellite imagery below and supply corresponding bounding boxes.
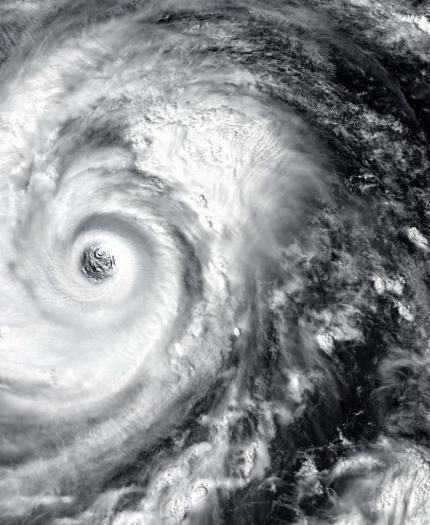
[1,1,430,524]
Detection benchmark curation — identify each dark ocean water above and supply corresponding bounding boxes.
[1,1,430,524]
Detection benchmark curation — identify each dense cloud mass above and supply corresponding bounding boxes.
[1,1,430,523]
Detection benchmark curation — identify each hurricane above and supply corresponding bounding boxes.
[1,1,430,524]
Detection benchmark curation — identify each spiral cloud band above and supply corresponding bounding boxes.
[1,1,430,524]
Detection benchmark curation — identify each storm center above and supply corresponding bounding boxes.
[81,244,117,282]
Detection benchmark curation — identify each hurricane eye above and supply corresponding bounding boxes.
[81,244,117,283]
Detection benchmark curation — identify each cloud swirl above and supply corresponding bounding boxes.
[1,1,430,524]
